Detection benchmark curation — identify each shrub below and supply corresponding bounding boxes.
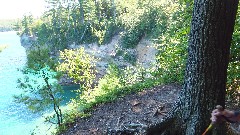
[79,63,155,106]
[153,2,191,84]
[57,47,97,92]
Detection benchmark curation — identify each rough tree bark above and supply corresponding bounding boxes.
[147,0,239,135]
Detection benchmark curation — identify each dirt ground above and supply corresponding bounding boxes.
[60,84,181,135]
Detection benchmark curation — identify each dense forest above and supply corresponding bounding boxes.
[13,0,240,134]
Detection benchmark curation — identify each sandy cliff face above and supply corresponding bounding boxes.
[136,38,157,68]
[78,35,157,78]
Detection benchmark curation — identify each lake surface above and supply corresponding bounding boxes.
[0,31,77,135]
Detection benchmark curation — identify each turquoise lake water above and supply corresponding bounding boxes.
[0,31,78,135]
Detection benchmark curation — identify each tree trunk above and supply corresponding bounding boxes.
[94,0,101,22]
[43,72,63,126]
[78,0,84,24]
[147,0,239,135]
[111,0,116,20]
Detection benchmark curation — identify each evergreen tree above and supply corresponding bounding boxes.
[14,46,63,126]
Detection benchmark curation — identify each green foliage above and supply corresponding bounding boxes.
[20,14,34,36]
[14,44,64,128]
[120,3,167,49]
[226,4,240,106]
[26,45,57,71]
[57,47,97,91]
[226,62,240,105]
[20,0,168,51]
[155,42,187,84]
[123,51,137,65]
[14,66,63,126]
[30,20,50,45]
[79,63,156,106]
[154,2,192,84]
[91,20,119,45]
[81,63,123,103]
[230,4,240,63]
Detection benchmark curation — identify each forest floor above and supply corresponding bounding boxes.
[61,84,181,135]
[60,83,240,135]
